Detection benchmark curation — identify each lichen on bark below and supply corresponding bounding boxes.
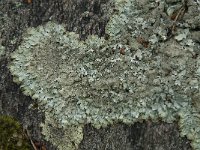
[8,0,200,149]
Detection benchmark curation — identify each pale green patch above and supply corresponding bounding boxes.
[0,45,5,58]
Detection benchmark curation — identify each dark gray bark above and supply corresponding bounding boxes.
[0,0,192,149]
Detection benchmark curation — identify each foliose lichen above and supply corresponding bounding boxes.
[0,44,5,59]
[9,0,200,149]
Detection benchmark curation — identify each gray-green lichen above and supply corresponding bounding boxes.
[41,112,83,150]
[9,0,200,149]
[0,44,5,59]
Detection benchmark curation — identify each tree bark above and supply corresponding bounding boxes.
[0,0,195,149]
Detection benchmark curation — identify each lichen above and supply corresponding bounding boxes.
[0,44,5,59]
[41,112,83,150]
[0,115,32,150]
[9,0,200,150]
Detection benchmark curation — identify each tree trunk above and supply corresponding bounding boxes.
[1,0,199,149]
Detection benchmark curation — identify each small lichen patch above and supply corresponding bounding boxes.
[41,112,83,150]
[9,0,200,149]
[0,45,5,59]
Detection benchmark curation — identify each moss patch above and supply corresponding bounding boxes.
[0,115,32,150]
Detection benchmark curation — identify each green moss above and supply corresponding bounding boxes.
[0,115,32,150]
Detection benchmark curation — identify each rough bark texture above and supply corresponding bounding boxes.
[0,0,194,149]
